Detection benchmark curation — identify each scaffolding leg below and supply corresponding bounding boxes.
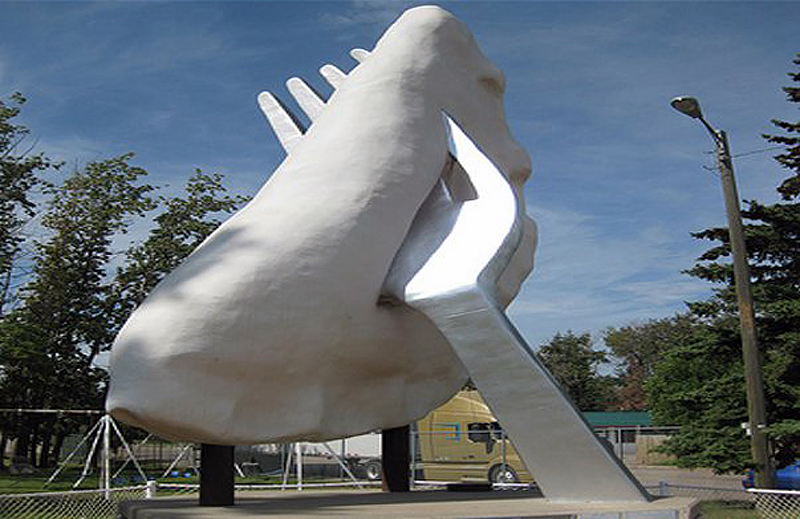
[322,442,362,488]
[161,444,192,479]
[281,443,294,490]
[46,416,103,487]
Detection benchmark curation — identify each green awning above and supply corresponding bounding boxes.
[582,411,652,428]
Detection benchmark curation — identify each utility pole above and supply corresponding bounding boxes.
[715,129,774,488]
[671,96,774,488]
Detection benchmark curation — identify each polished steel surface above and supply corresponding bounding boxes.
[385,113,650,503]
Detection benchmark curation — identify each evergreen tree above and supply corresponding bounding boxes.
[651,54,800,471]
[767,54,800,200]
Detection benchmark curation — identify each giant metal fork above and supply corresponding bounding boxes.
[258,50,649,503]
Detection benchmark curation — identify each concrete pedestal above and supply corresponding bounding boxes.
[120,490,700,519]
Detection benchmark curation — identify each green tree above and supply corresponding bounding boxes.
[110,169,248,327]
[604,314,698,410]
[0,153,155,466]
[651,54,800,472]
[767,54,800,199]
[0,92,60,467]
[538,331,615,411]
[0,92,59,315]
[645,321,753,473]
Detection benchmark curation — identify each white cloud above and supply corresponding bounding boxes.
[319,1,422,31]
[507,203,713,348]
[36,135,117,166]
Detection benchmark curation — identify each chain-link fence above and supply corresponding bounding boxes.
[649,481,754,502]
[0,480,386,518]
[0,484,151,519]
[749,488,800,519]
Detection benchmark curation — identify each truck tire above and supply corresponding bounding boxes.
[364,460,382,481]
[489,464,519,484]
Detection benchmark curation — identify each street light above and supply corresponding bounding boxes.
[671,96,774,488]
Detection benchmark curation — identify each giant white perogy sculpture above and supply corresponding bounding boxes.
[108,6,649,502]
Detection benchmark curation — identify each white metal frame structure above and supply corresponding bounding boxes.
[46,414,148,495]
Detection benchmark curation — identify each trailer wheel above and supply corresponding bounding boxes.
[364,460,382,481]
[489,464,519,484]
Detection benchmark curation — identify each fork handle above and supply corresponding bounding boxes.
[410,287,650,503]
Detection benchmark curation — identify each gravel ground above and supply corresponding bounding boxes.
[629,464,745,490]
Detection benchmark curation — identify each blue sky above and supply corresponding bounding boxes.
[1,1,798,356]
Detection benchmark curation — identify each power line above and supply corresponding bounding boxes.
[732,146,784,159]
[0,408,103,414]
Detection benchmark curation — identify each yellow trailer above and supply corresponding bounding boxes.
[416,389,532,484]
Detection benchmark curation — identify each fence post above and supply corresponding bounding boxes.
[102,415,111,500]
[296,443,303,491]
[659,481,668,497]
[145,480,157,499]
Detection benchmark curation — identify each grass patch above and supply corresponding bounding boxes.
[0,473,103,494]
[1,470,350,495]
[698,500,758,519]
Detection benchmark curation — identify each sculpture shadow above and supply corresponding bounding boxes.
[120,487,547,518]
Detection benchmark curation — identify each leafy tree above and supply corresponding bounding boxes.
[0,153,155,466]
[652,54,800,472]
[25,154,156,366]
[0,92,60,468]
[0,157,248,467]
[0,92,59,315]
[604,314,698,410]
[110,169,248,328]
[538,331,615,411]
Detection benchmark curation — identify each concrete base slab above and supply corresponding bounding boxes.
[120,490,699,519]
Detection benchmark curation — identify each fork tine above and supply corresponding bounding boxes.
[349,48,370,63]
[319,64,346,89]
[257,91,305,153]
[286,77,325,121]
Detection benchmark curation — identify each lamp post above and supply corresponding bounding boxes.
[670,96,774,488]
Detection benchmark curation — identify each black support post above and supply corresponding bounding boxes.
[381,425,410,492]
[199,444,234,506]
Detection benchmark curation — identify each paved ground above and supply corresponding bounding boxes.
[120,490,697,519]
[119,465,735,518]
[629,464,745,490]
